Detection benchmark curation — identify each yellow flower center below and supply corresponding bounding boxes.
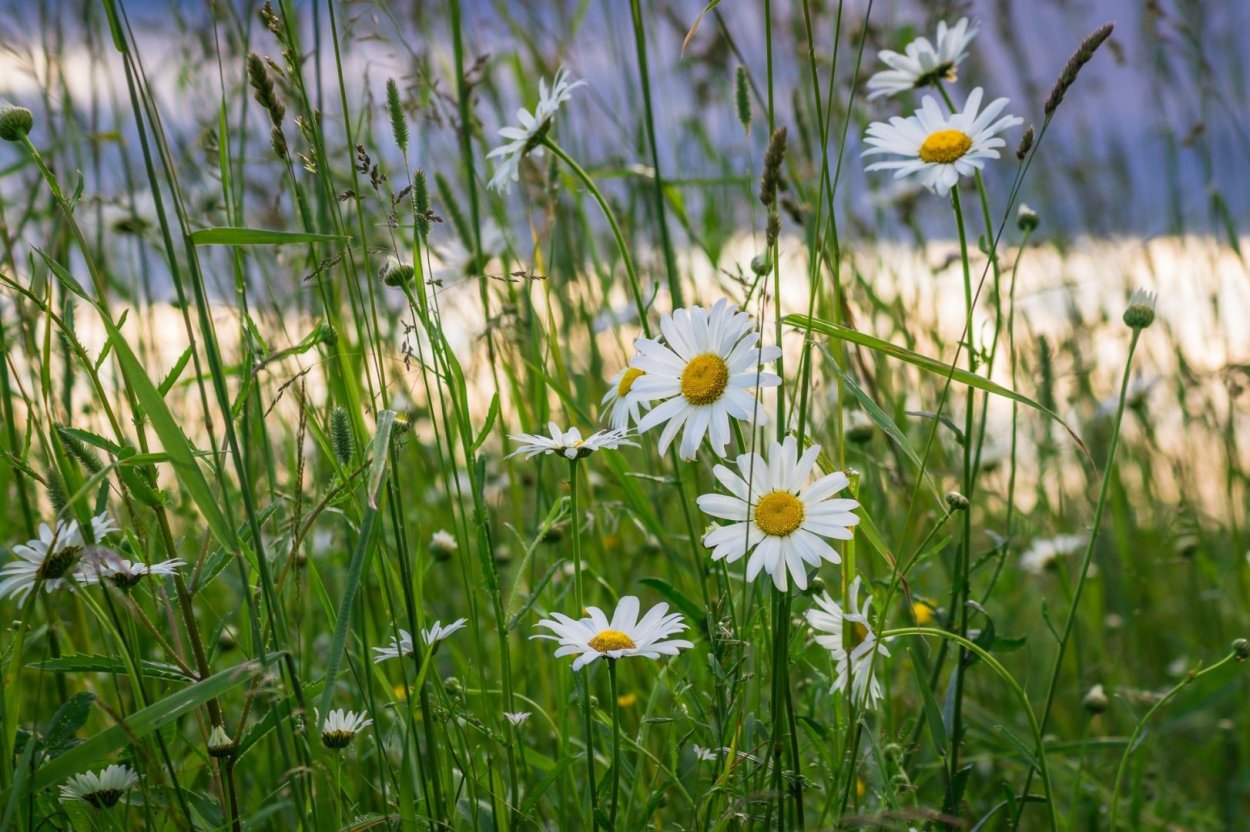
[918,129,973,164]
[754,491,805,537]
[37,546,81,581]
[617,367,645,397]
[680,353,730,405]
[588,629,637,653]
[850,621,870,648]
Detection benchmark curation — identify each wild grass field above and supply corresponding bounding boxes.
[0,0,1247,829]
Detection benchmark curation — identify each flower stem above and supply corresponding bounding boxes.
[608,659,622,827]
[569,459,584,613]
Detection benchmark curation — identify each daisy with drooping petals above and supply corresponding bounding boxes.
[532,596,692,671]
[422,618,467,646]
[697,436,860,591]
[487,66,586,193]
[80,549,183,590]
[863,87,1022,196]
[601,365,649,431]
[59,764,139,808]
[372,630,415,663]
[507,423,636,460]
[867,18,980,99]
[630,298,781,461]
[320,708,373,749]
[0,512,116,602]
[504,711,532,726]
[807,576,891,708]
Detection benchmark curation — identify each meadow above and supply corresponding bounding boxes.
[0,0,1247,829]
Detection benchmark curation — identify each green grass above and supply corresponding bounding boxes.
[0,2,1247,830]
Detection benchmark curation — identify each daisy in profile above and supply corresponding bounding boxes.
[422,618,467,646]
[504,711,532,727]
[507,423,635,460]
[372,630,415,663]
[630,299,781,460]
[1020,533,1085,575]
[487,66,585,193]
[696,436,860,591]
[1,513,118,602]
[59,764,139,809]
[866,18,980,99]
[600,366,649,431]
[863,87,1022,196]
[81,549,183,590]
[807,576,891,709]
[320,708,373,749]
[532,596,692,671]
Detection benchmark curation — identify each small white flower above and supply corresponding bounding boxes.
[601,366,650,431]
[320,708,373,749]
[696,436,860,592]
[692,745,717,762]
[430,530,458,560]
[1019,533,1085,575]
[1,518,91,602]
[207,725,236,758]
[867,18,980,99]
[863,87,1022,196]
[504,711,532,727]
[80,549,183,589]
[507,423,636,461]
[372,629,415,663]
[487,67,585,193]
[422,618,468,646]
[532,596,693,671]
[59,763,139,809]
[806,576,891,709]
[629,298,782,460]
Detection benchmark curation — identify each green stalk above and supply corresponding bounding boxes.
[608,659,622,827]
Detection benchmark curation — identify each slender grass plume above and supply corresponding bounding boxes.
[0,1,1246,830]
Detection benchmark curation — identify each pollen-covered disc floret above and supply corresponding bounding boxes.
[866,18,980,99]
[696,436,860,591]
[58,764,139,809]
[806,576,890,709]
[487,66,585,193]
[320,708,373,749]
[629,298,781,460]
[508,423,637,461]
[863,87,1022,196]
[532,596,693,671]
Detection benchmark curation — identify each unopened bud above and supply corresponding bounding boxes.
[1234,638,1249,661]
[945,491,970,512]
[1082,683,1109,714]
[1017,203,1039,232]
[1122,288,1157,330]
[0,106,33,142]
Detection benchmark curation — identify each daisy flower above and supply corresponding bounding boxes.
[532,595,692,671]
[504,711,532,727]
[1019,533,1085,575]
[429,529,458,561]
[207,725,236,758]
[81,549,183,590]
[866,18,980,99]
[0,512,116,603]
[372,629,415,663]
[806,576,891,709]
[696,436,860,591]
[692,745,718,762]
[863,87,1022,196]
[59,764,139,809]
[422,618,468,646]
[600,365,649,431]
[630,298,781,460]
[487,66,585,193]
[320,708,373,749]
[507,423,636,460]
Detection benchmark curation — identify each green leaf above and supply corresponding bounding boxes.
[784,313,1087,455]
[188,227,348,246]
[42,693,96,749]
[472,393,500,453]
[5,658,270,802]
[54,426,120,456]
[909,644,947,756]
[158,346,194,396]
[29,654,194,683]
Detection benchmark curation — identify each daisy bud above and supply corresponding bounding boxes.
[805,576,826,595]
[1233,638,1249,661]
[1122,288,1157,330]
[750,253,771,276]
[380,256,415,287]
[1083,683,1109,714]
[945,491,970,512]
[1017,203,1040,232]
[0,106,33,142]
[207,725,237,759]
[430,529,457,561]
[444,676,464,700]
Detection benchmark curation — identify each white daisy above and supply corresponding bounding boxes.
[487,66,585,193]
[863,87,1022,196]
[600,365,650,431]
[630,298,781,461]
[207,725,236,758]
[692,745,718,762]
[320,708,373,749]
[806,576,891,708]
[1019,533,1086,575]
[696,436,860,592]
[503,711,532,727]
[422,618,468,646]
[531,595,693,671]
[0,517,94,602]
[866,18,980,100]
[80,549,183,590]
[58,763,139,809]
[507,423,636,461]
[372,629,415,663]
[429,529,458,560]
